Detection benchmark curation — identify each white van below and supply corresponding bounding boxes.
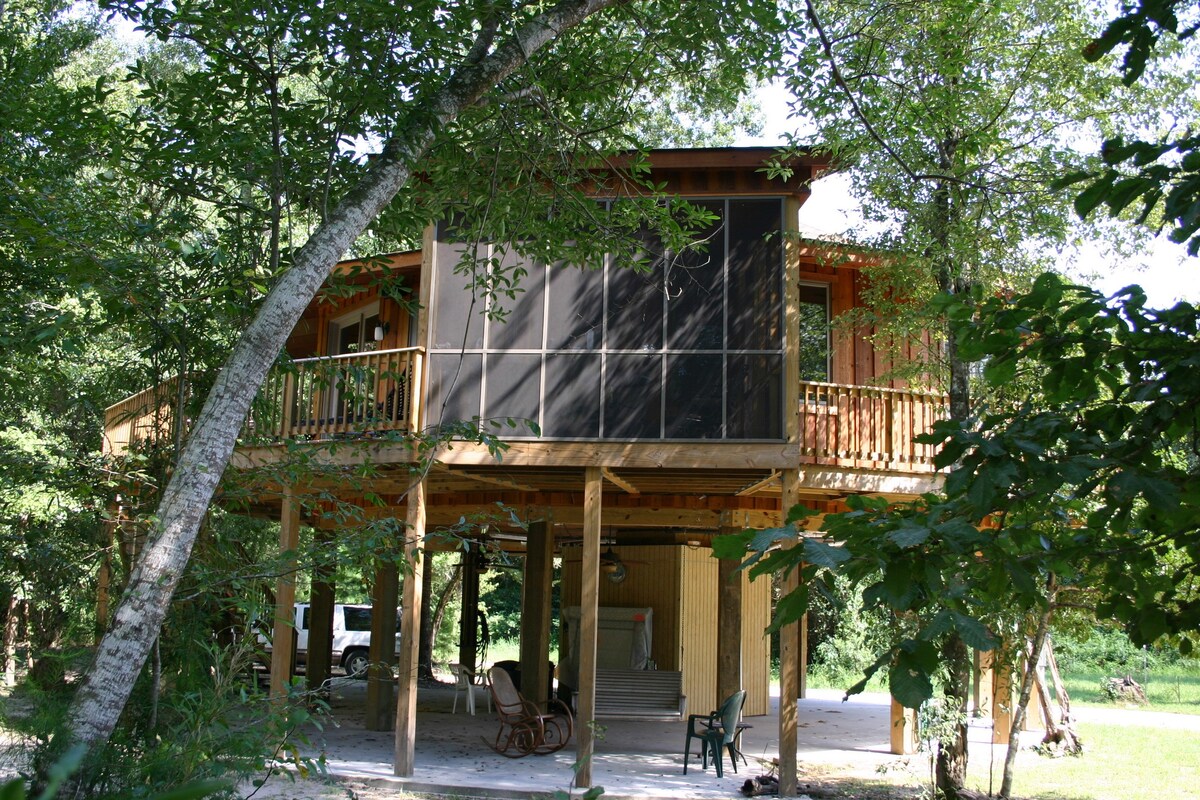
[263,603,403,678]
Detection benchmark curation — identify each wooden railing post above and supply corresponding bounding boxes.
[280,370,296,440]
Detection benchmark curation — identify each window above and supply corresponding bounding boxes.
[798,284,831,382]
[428,199,788,440]
[329,302,381,355]
[343,607,372,632]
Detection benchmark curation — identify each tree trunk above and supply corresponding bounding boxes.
[61,0,623,759]
[936,633,971,800]
[417,552,435,680]
[1000,582,1056,798]
[3,594,18,688]
[428,562,463,672]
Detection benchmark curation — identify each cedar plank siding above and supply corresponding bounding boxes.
[560,544,771,717]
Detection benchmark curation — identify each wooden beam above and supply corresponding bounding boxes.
[574,466,602,789]
[520,520,554,707]
[890,697,918,755]
[308,504,785,531]
[456,469,540,493]
[365,559,398,731]
[458,541,482,673]
[269,487,301,701]
[395,481,426,775]
[736,470,781,496]
[974,649,995,718]
[601,467,641,495]
[992,656,1016,744]
[716,516,743,707]
[307,527,336,692]
[778,469,801,797]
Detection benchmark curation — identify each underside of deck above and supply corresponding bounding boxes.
[227,439,943,533]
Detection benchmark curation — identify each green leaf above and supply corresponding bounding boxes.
[711,530,754,560]
[950,612,998,651]
[802,538,849,569]
[887,520,930,549]
[889,657,934,709]
[1074,178,1113,218]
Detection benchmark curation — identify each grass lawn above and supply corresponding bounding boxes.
[965,721,1200,800]
[1061,665,1200,715]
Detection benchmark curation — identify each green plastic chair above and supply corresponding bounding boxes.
[683,689,746,778]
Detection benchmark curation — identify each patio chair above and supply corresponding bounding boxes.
[450,662,491,715]
[484,665,573,758]
[682,689,746,778]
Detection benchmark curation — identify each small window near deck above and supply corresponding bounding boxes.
[798,284,830,382]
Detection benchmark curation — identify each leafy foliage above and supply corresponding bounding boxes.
[1064,0,1200,253]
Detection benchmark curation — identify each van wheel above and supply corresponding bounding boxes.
[343,649,370,679]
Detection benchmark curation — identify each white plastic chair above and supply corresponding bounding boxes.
[450,662,491,715]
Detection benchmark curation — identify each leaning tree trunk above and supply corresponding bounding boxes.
[61,0,623,761]
[1000,579,1056,798]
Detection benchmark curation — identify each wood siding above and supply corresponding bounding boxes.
[678,548,772,717]
[741,567,772,717]
[559,545,682,672]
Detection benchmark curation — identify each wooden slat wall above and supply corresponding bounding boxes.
[559,545,682,672]
[676,548,772,718]
[741,567,772,717]
[679,547,718,715]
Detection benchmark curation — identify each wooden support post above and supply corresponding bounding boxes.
[992,661,1016,744]
[974,649,995,718]
[520,519,554,707]
[96,512,116,641]
[458,541,481,674]
[799,610,809,700]
[307,528,336,692]
[269,488,301,702]
[365,558,399,731]
[574,467,602,789]
[716,516,743,706]
[778,469,801,797]
[890,697,918,754]
[1023,657,1045,732]
[395,481,426,776]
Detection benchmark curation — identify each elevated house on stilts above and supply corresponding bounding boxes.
[103,147,962,793]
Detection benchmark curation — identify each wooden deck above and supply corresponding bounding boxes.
[103,357,947,517]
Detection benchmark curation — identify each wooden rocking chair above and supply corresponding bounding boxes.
[484,665,573,757]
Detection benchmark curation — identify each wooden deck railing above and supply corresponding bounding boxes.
[103,349,424,454]
[797,381,948,473]
[102,376,186,458]
[104,362,941,474]
[243,347,424,443]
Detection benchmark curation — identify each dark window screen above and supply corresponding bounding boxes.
[727,354,783,439]
[433,238,486,350]
[484,352,541,436]
[605,354,662,438]
[428,353,482,423]
[607,224,663,351]
[546,265,603,350]
[487,251,545,350]
[665,354,723,438]
[667,200,725,350]
[727,199,783,351]
[428,199,788,441]
[301,607,310,630]
[544,354,601,437]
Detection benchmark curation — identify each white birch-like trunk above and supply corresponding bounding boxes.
[65,0,619,753]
